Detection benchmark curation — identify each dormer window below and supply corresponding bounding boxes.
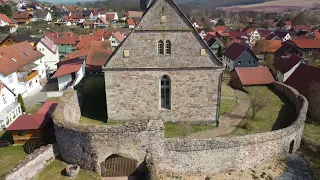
[165,40,171,55]
[158,40,164,55]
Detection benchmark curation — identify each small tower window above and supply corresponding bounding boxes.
[161,75,171,110]
[158,40,164,55]
[165,40,171,55]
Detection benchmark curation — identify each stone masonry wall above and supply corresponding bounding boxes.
[53,82,308,176]
[5,144,58,180]
[105,69,223,122]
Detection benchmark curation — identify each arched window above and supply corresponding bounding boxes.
[158,40,164,55]
[165,40,171,55]
[161,75,171,109]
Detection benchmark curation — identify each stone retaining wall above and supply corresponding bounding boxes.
[53,82,308,176]
[5,144,59,180]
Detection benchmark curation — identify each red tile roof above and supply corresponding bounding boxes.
[262,40,282,53]
[52,58,84,78]
[39,38,58,53]
[313,30,320,40]
[284,21,292,26]
[0,42,44,76]
[127,11,143,18]
[0,14,12,23]
[273,54,303,74]
[13,11,29,19]
[294,25,312,32]
[93,29,105,41]
[214,26,229,33]
[36,101,58,115]
[7,114,48,130]
[223,43,248,61]
[292,39,320,49]
[229,31,246,38]
[76,35,96,50]
[242,28,256,35]
[126,19,135,26]
[285,64,320,97]
[45,32,77,45]
[87,41,112,67]
[66,49,89,59]
[106,13,115,20]
[235,67,275,86]
[98,17,109,25]
[112,32,125,42]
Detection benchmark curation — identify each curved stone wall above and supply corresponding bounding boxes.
[53,82,308,176]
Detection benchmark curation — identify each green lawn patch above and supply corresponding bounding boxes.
[220,83,237,115]
[33,159,100,180]
[301,122,320,179]
[164,122,215,138]
[26,104,42,114]
[80,116,126,126]
[227,86,296,136]
[0,131,27,179]
[47,97,60,101]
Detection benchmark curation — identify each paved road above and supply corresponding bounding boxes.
[24,91,48,109]
[276,154,314,180]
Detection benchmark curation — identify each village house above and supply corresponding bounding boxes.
[273,54,305,83]
[266,31,291,41]
[289,39,320,55]
[0,14,12,26]
[52,57,86,91]
[222,43,259,71]
[204,34,223,55]
[36,37,60,73]
[109,31,125,49]
[106,12,119,22]
[274,42,307,60]
[0,42,46,98]
[242,28,260,45]
[293,25,312,35]
[230,66,274,90]
[0,81,22,129]
[94,17,109,29]
[285,63,320,98]
[32,11,52,22]
[12,11,32,24]
[6,101,57,145]
[213,26,231,33]
[126,10,143,19]
[284,21,292,30]
[126,19,136,29]
[44,32,77,59]
[0,34,34,48]
[192,21,203,29]
[104,0,224,122]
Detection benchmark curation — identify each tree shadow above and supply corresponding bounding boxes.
[267,87,296,131]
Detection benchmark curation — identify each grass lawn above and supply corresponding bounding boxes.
[220,82,237,115]
[80,116,126,126]
[227,86,296,136]
[25,104,43,114]
[80,75,107,123]
[301,122,320,179]
[47,97,60,101]
[33,159,100,180]
[0,131,27,179]
[164,122,215,138]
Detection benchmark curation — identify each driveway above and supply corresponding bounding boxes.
[24,91,48,109]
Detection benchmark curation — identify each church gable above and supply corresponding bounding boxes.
[136,0,192,30]
[105,0,223,69]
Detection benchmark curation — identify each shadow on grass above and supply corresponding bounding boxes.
[78,75,107,123]
[0,131,13,143]
[300,138,320,179]
[268,86,296,131]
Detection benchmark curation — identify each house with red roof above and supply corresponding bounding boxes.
[0,81,22,129]
[273,54,305,83]
[52,58,85,91]
[0,14,12,27]
[222,43,259,71]
[109,31,125,49]
[274,41,307,60]
[44,32,77,58]
[0,42,46,98]
[6,101,57,145]
[290,39,320,53]
[284,21,292,30]
[36,37,59,73]
[230,67,274,90]
[293,25,312,34]
[242,28,260,45]
[12,11,32,24]
[285,63,320,98]
[105,12,119,22]
[213,26,230,33]
[126,18,136,29]
[95,17,109,29]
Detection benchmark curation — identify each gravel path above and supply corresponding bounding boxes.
[187,90,250,139]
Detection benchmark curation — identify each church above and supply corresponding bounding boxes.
[103,0,224,123]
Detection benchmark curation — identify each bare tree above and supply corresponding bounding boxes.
[308,83,320,123]
[249,87,268,120]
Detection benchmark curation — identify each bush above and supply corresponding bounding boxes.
[18,94,26,112]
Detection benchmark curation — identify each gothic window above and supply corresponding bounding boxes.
[165,40,171,55]
[161,75,171,110]
[158,40,164,55]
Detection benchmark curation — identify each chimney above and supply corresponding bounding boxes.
[140,0,148,11]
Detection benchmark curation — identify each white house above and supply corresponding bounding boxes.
[0,14,12,27]
[0,81,22,129]
[109,32,125,49]
[0,42,46,98]
[243,28,261,45]
[105,12,119,22]
[37,37,60,74]
[274,54,304,83]
[52,58,86,91]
